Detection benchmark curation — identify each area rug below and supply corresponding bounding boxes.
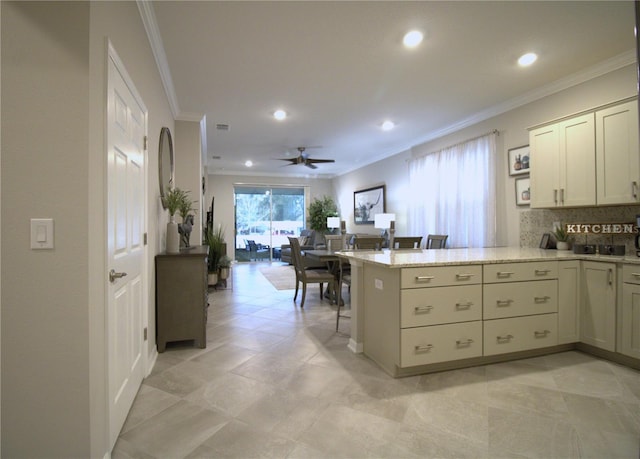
[259,265,297,290]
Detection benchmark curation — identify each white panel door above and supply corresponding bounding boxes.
[107,52,146,450]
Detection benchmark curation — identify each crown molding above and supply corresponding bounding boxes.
[137,0,180,118]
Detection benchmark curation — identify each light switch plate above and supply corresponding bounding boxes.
[31,218,54,249]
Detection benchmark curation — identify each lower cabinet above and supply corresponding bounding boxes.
[558,260,581,344]
[401,321,482,367]
[621,265,640,359]
[581,261,616,352]
[484,313,558,356]
[156,247,209,352]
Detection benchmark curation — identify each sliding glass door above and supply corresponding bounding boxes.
[234,185,306,261]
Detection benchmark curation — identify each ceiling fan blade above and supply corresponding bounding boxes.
[305,163,318,169]
[307,158,335,164]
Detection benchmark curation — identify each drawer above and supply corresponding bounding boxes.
[483,313,558,356]
[622,264,640,285]
[401,321,482,367]
[401,265,481,289]
[483,261,558,284]
[401,285,482,328]
[483,280,558,319]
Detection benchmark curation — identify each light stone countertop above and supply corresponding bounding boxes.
[337,246,640,268]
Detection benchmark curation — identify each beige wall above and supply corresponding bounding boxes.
[2,1,174,457]
[175,119,204,245]
[334,64,637,247]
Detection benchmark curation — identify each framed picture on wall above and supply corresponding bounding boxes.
[508,145,530,176]
[515,176,531,206]
[353,185,385,224]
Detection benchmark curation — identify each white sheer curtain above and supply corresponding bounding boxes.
[408,132,497,248]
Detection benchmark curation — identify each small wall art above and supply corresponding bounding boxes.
[515,176,531,206]
[508,145,530,176]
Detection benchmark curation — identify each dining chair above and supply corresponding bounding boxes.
[287,237,335,308]
[392,236,423,249]
[352,236,385,250]
[426,234,448,249]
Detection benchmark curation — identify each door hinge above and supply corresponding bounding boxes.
[143,327,148,341]
[143,232,148,245]
[143,135,148,150]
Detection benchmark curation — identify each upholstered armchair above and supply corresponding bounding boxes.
[280,230,325,268]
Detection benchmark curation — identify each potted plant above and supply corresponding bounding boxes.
[177,190,197,248]
[164,187,188,253]
[307,196,338,246]
[553,224,571,250]
[204,223,225,285]
[218,255,231,280]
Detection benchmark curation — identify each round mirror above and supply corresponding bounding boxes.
[158,127,174,209]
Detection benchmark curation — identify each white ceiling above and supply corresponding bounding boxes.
[149,1,636,178]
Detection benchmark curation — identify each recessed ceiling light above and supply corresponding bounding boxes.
[403,30,423,48]
[273,109,287,121]
[381,120,395,131]
[518,52,538,67]
[245,160,253,167]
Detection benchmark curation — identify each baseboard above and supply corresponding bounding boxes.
[576,342,640,371]
[146,347,158,377]
[348,338,363,354]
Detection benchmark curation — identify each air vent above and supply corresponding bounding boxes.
[211,155,221,160]
[216,124,230,131]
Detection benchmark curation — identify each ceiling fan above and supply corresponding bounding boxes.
[278,147,335,169]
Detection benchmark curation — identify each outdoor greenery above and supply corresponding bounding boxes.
[235,192,304,235]
[307,196,338,233]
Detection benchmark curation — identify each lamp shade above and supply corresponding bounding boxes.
[374,213,396,229]
[327,217,341,229]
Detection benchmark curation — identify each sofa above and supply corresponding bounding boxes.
[281,229,325,268]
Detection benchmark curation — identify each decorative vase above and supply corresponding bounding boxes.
[166,216,180,254]
[556,241,570,251]
[219,267,230,280]
[208,272,218,286]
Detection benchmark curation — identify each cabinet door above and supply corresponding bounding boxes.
[530,124,560,208]
[596,100,640,205]
[621,281,640,359]
[558,260,580,344]
[560,113,596,207]
[581,261,616,352]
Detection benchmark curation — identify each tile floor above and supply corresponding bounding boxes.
[113,261,640,458]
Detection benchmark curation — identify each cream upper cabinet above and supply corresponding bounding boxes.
[596,100,640,205]
[530,113,596,208]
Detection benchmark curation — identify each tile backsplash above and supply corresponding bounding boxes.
[520,205,640,253]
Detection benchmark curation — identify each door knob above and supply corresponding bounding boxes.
[109,269,128,283]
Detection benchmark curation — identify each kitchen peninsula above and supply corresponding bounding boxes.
[339,247,640,377]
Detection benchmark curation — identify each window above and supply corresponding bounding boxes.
[408,132,497,248]
[234,186,306,261]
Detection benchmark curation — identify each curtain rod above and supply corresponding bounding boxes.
[408,129,499,161]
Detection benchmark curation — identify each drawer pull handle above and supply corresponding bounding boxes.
[631,273,640,278]
[535,269,551,275]
[456,339,474,347]
[414,305,433,313]
[534,296,550,303]
[415,276,435,282]
[496,334,514,343]
[534,330,551,338]
[497,271,514,278]
[414,344,433,353]
[456,273,474,280]
[455,302,473,309]
[496,299,512,306]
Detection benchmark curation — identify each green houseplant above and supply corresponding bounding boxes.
[307,196,338,233]
[164,187,190,253]
[204,223,225,284]
[553,224,571,250]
